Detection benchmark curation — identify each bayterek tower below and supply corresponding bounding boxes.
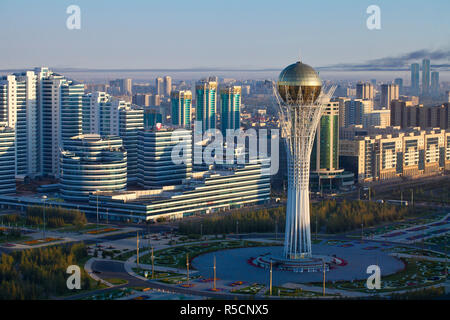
[254,60,336,271]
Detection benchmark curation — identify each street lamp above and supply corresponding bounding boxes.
[42,195,47,240]
[95,190,100,247]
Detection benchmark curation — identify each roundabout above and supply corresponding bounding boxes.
[190,240,406,287]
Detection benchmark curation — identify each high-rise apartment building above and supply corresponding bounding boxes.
[36,68,85,178]
[0,126,16,194]
[390,101,450,129]
[155,77,164,96]
[0,71,39,177]
[431,71,439,97]
[196,80,217,133]
[171,90,192,127]
[342,99,373,127]
[109,78,132,95]
[132,93,152,107]
[356,82,374,100]
[340,128,450,183]
[380,84,399,109]
[220,85,241,136]
[164,76,172,97]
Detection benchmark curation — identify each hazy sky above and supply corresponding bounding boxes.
[1,0,449,70]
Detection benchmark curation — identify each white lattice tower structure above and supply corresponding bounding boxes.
[274,82,335,259]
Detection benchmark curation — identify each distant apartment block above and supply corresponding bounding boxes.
[340,128,450,183]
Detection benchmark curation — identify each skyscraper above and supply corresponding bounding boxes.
[311,101,339,173]
[196,80,217,133]
[411,63,420,96]
[422,59,431,95]
[380,83,399,109]
[121,78,132,95]
[164,76,172,97]
[356,82,374,100]
[431,71,439,97]
[155,77,164,96]
[171,90,192,127]
[220,85,241,136]
[36,67,85,178]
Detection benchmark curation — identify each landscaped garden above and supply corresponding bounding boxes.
[312,257,447,293]
[230,283,265,295]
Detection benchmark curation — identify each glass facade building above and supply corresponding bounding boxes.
[137,128,192,188]
[171,90,192,127]
[220,85,241,137]
[411,63,420,96]
[196,80,217,132]
[60,134,127,201]
[422,59,431,95]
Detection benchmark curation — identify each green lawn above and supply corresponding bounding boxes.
[140,240,281,269]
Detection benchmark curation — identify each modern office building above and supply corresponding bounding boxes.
[0,126,16,195]
[164,76,172,97]
[60,134,127,201]
[380,83,399,109]
[422,59,431,95]
[411,63,420,96]
[0,160,270,222]
[431,71,439,97]
[340,128,450,183]
[220,85,241,137]
[356,82,374,100]
[196,80,217,133]
[0,71,39,177]
[137,128,192,188]
[310,102,354,191]
[171,90,192,127]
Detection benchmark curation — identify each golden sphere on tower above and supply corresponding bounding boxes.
[277,61,322,104]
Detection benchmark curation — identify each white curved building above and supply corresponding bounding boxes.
[60,134,127,201]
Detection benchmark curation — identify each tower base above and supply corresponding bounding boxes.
[251,253,344,273]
